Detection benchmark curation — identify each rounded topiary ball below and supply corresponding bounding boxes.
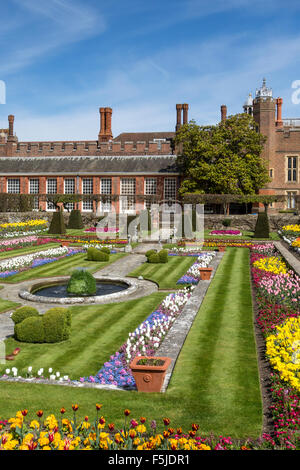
[11,306,40,325]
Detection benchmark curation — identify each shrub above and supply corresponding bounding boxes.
[92,250,109,262]
[48,211,66,235]
[145,249,157,259]
[158,249,168,263]
[67,209,84,229]
[87,247,109,262]
[148,253,161,263]
[42,308,71,343]
[11,306,39,325]
[254,212,270,239]
[100,247,111,255]
[67,269,97,295]
[222,218,231,227]
[15,316,45,343]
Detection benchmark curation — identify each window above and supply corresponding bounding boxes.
[64,178,75,211]
[153,138,166,150]
[287,156,298,182]
[121,178,136,212]
[144,178,157,210]
[47,178,57,211]
[287,191,297,209]
[29,178,39,210]
[82,178,93,211]
[7,178,20,193]
[269,168,274,178]
[101,178,112,212]
[163,178,177,212]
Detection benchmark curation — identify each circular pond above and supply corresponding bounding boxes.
[32,281,128,298]
[19,276,139,305]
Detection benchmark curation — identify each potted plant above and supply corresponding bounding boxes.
[218,245,226,252]
[198,267,213,280]
[129,356,172,393]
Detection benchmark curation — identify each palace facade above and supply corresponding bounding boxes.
[0,80,299,214]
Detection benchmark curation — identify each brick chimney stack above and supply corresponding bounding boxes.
[8,115,14,140]
[98,107,113,142]
[105,107,113,140]
[176,104,182,132]
[221,105,227,122]
[276,98,283,128]
[182,103,189,124]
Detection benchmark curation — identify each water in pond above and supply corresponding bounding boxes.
[33,281,128,298]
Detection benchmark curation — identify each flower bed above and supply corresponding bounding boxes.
[84,227,119,233]
[209,230,242,236]
[0,220,48,238]
[278,225,300,257]
[176,252,216,285]
[0,236,58,253]
[0,406,298,450]
[80,288,193,388]
[0,247,84,279]
[250,243,300,447]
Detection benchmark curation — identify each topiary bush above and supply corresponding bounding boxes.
[148,253,161,263]
[222,218,231,227]
[99,247,111,255]
[158,249,168,263]
[87,247,110,262]
[14,307,71,343]
[42,308,71,343]
[11,306,39,325]
[145,249,157,259]
[254,211,270,239]
[67,268,97,296]
[15,316,45,343]
[67,209,84,229]
[48,211,66,235]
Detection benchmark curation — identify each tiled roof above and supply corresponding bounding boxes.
[113,132,175,144]
[0,155,178,175]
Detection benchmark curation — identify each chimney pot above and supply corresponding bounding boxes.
[221,105,227,122]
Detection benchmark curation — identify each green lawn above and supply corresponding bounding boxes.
[0,248,262,437]
[1,292,167,380]
[0,297,20,314]
[128,255,196,289]
[0,252,126,284]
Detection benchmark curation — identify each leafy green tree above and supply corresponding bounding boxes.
[175,114,270,201]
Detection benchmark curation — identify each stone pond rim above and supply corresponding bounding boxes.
[18,276,139,305]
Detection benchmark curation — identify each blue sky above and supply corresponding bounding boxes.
[1,0,300,140]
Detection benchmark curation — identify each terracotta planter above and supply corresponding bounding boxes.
[218,246,226,252]
[129,356,172,393]
[198,267,213,280]
[61,241,69,247]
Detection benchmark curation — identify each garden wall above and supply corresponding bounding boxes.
[0,212,299,232]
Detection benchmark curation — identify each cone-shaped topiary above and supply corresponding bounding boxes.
[67,209,84,229]
[254,211,270,239]
[67,268,97,295]
[48,211,66,234]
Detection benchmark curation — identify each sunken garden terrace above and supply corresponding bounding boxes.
[0,208,298,451]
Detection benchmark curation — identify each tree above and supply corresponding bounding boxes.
[175,113,270,213]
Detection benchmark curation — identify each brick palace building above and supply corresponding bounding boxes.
[0,80,299,214]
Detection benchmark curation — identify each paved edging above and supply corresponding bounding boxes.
[274,241,300,276]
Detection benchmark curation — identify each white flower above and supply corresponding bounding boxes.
[50,374,56,380]
[5,368,10,374]
[48,368,53,373]
[28,366,32,372]
[56,372,60,377]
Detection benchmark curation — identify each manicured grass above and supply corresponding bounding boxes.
[128,255,196,289]
[0,248,262,437]
[0,243,60,261]
[1,292,167,380]
[169,248,262,436]
[0,252,126,284]
[0,297,20,314]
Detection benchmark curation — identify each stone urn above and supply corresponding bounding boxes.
[129,356,172,393]
[198,267,213,280]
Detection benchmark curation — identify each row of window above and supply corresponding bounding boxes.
[269,156,299,182]
[6,177,177,212]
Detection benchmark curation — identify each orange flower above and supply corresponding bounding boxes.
[163,418,170,426]
[140,417,146,424]
[108,423,115,431]
[191,423,199,431]
[124,409,131,416]
[36,410,43,418]
[96,404,102,411]
[21,409,28,417]
[60,408,66,414]
[72,404,79,412]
